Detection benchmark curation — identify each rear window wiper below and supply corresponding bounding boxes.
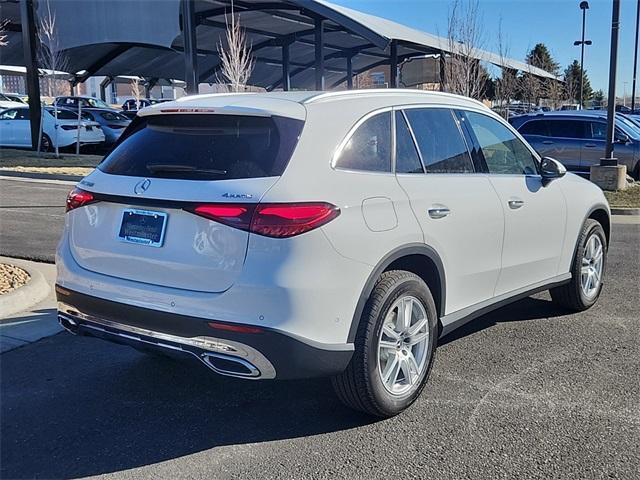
[146,164,227,175]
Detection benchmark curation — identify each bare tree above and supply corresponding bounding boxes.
[519,53,544,110]
[494,20,517,119]
[442,0,488,100]
[38,0,69,98]
[216,9,255,92]
[130,78,143,110]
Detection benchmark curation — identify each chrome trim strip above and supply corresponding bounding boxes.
[57,303,276,379]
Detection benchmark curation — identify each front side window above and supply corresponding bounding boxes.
[335,112,391,172]
[404,108,474,174]
[465,111,538,175]
[395,111,423,174]
[587,121,607,140]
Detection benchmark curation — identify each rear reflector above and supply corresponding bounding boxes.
[207,322,263,334]
[186,202,340,238]
[66,187,97,212]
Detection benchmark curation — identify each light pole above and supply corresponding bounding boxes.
[574,1,591,109]
[632,0,639,112]
[623,81,628,107]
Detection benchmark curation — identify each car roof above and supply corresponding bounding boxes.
[140,89,490,121]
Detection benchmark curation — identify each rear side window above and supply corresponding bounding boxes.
[404,108,474,174]
[98,114,304,181]
[519,120,549,136]
[547,120,585,139]
[395,111,423,174]
[335,112,391,172]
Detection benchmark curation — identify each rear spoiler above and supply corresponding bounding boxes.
[138,106,272,118]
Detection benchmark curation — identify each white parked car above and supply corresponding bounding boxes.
[0,106,105,150]
[0,93,26,109]
[56,90,610,417]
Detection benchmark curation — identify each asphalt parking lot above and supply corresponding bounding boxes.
[1,178,639,479]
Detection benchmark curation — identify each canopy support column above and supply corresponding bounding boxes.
[439,54,446,92]
[282,43,291,91]
[346,55,353,89]
[100,76,112,102]
[182,0,199,94]
[314,18,325,90]
[20,0,41,150]
[145,78,158,98]
[389,41,398,88]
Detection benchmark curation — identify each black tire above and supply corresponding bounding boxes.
[40,134,52,152]
[550,219,607,311]
[633,162,640,182]
[332,270,438,418]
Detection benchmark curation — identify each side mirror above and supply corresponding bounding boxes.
[540,157,566,186]
[615,133,630,144]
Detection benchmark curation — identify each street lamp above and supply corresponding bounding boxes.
[574,1,591,109]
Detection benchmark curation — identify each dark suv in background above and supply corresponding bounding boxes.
[510,111,640,179]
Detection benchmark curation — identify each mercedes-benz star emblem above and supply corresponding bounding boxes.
[134,178,151,195]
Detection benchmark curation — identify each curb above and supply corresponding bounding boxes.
[0,170,84,182]
[0,259,51,319]
[610,207,640,216]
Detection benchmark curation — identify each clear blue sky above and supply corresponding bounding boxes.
[330,0,639,96]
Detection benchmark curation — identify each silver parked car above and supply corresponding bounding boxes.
[510,111,640,179]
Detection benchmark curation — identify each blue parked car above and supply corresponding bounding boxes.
[509,111,640,179]
[79,109,131,146]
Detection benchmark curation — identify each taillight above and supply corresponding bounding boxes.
[66,187,97,212]
[186,202,340,238]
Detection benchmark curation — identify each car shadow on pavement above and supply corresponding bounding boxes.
[0,295,566,479]
[440,295,568,346]
[0,329,374,479]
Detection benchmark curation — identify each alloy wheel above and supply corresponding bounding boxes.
[377,295,430,396]
[581,233,604,299]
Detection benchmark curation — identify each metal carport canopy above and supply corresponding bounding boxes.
[3,0,556,91]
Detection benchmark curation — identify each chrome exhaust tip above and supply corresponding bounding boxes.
[58,314,78,334]
[201,352,261,378]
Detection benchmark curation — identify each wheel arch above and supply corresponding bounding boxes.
[587,204,611,247]
[347,244,446,343]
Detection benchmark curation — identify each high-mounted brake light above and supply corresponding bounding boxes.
[186,202,340,238]
[66,187,97,212]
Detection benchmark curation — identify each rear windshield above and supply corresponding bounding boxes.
[98,114,304,180]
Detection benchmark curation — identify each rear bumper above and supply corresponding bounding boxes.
[56,286,353,380]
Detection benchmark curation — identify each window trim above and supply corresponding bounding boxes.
[462,109,542,177]
[393,108,426,174]
[331,106,394,175]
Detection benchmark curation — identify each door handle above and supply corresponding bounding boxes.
[542,140,554,145]
[584,143,597,148]
[508,199,525,210]
[428,207,450,219]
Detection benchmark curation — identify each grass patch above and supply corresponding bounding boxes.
[603,183,640,208]
[0,148,102,168]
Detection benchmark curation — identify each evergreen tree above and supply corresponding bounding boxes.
[526,43,560,76]
[564,60,593,104]
[518,44,561,105]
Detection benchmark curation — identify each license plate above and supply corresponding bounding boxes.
[86,125,93,131]
[118,209,167,247]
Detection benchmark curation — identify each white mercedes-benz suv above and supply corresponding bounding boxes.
[56,90,610,417]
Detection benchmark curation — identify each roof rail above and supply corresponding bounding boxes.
[303,89,488,109]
